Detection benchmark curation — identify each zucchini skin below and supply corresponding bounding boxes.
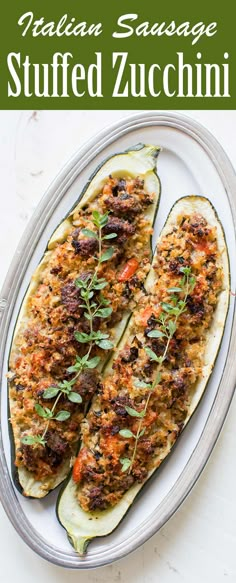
[8,144,161,498]
[56,195,230,554]
[72,143,160,212]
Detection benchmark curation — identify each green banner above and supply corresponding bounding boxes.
[0,1,235,108]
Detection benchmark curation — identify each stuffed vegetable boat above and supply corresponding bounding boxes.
[8,144,161,498]
[57,195,229,554]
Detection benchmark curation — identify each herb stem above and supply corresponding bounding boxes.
[41,391,63,440]
[122,267,195,474]
[22,211,116,449]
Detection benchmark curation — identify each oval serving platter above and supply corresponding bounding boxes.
[0,111,236,569]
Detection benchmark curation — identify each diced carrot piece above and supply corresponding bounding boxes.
[140,306,153,327]
[118,258,139,282]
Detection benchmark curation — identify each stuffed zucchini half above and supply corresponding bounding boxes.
[57,196,229,554]
[8,144,161,498]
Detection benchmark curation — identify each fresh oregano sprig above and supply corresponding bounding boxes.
[119,266,196,473]
[21,212,117,448]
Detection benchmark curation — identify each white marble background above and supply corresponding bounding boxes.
[0,110,236,582]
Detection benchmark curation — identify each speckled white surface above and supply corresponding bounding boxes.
[0,110,236,582]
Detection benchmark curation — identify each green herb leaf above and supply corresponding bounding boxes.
[84,313,92,321]
[177,300,186,309]
[75,276,90,289]
[93,281,108,290]
[154,371,162,386]
[68,392,82,404]
[147,329,165,339]
[100,247,114,263]
[158,313,168,324]
[170,295,178,306]
[67,364,80,373]
[74,331,91,343]
[134,380,152,389]
[100,214,109,227]
[43,386,59,399]
[21,435,36,445]
[120,457,131,472]
[92,211,109,228]
[168,320,176,335]
[119,429,134,438]
[54,410,71,422]
[86,356,101,369]
[170,306,181,316]
[167,287,182,293]
[125,406,145,418]
[139,428,146,438]
[21,434,46,446]
[189,276,196,289]
[161,302,176,313]
[35,404,50,419]
[92,210,102,223]
[96,339,114,350]
[179,266,191,275]
[92,331,109,340]
[38,436,47,446]
[45,407,54,417]
[102,233,118,240]
[80,353,90,363]
[144,346,160,362]
[96,307,113,318]
[80,228,98,239]
[58,380,74,393]
[99,295,110,306]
